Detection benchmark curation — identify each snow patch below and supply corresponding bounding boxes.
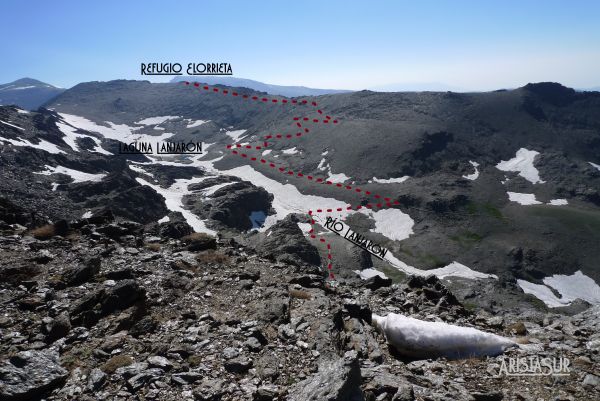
[372,313,515,359]
[136,116,180,125]
[462,161,480,180]
[371,176,410,184]
[128,164,154,178]
[262,149,272,156]
[81,211,93,219]
[186,119,208,128]
[55,121,111,155]
[518,271,600,307]
[158,216,170,224]
[496,148,545,184]
[355,268,387,280]
[225,129,247,143]
[0,136,65,154]
[507,192,542,205]
[35,165,106,183]
[549,199,568,206]
[589,162,600,171]
[362,208,414,242]
[282,147,299,155]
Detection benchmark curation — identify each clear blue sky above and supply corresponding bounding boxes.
[2,0,599,90]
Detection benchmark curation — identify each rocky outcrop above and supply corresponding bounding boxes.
[256,214,321,266]
[0,350,68,400]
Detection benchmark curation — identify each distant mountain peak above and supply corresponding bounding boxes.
[0,77,65,110]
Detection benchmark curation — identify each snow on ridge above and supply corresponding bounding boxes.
[371,176,410,184]
[34,165,106,183]
[590,162,600,171]
[128,164,154,178]
[384,252,497,280]
[372,313,515,359]
[136,116,181,125]
[0,135,65,154]
[517,271,600,307]
[0,119,25,130]
[462,161,480,181]
[507,192,542,205]
[496,148,545,184]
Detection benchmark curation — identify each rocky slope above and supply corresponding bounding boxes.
[0,212,599,400]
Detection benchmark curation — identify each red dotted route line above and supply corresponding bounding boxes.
[183,81,398,281]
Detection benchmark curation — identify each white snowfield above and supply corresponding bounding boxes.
[517,270,600,307]
[59,113,175,155]
[135,116,181,125]
[549,199,568,206]
[462,161,480,181]
[136,177,216,235]
[372,313,516,359]
[370,176,410,184]
[55,120,112,155]
[0,135,65,154]
[34,165,106,183]
[496,148,545,184]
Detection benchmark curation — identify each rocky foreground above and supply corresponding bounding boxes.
[0,209,599,401]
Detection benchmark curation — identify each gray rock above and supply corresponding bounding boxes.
[0,349,68,401]
[255,384,280,401]
[392,384,415,401]
[223,347,239,360]
[87,368,106,392]
[171,371,203,385]
[288,350,363,401]
[583,374,600,388]
[126,368,163,391]
[244,336,263,352]
[147,355,173,370]
[193,378,224,400]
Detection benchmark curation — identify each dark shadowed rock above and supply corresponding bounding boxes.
[256,215,321,266]
[0,350,68,401]
[61,257,101,286]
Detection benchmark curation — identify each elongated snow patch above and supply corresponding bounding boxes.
[372,313,516,359]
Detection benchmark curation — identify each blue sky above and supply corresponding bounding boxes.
[2,0,599,90]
